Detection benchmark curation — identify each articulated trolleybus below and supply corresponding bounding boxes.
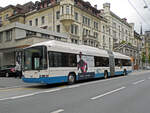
[23,40,132,84]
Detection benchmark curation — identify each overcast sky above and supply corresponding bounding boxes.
[1,0,150,33]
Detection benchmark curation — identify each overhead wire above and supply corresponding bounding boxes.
[128,0,150,26]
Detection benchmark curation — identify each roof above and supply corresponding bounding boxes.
[110,11,131,28]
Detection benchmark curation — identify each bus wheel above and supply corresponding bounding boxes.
[104,71,108,79]
[123,70,127,76]
[68,73,76,85]
[6,73,9,77]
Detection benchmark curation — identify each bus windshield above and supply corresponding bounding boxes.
[24,46,47,70]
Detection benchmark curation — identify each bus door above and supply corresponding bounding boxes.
[107,51,115,76]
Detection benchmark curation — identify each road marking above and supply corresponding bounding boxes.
[0,88,62,101]
[91,86,126,100]
[0,84,38,91]
[133,80,145,85]
[51,109,64,113]
[67,84,81,88]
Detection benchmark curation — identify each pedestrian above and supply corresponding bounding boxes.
[15,61,22,79]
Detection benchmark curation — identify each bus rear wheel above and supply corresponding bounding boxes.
[68,73,76,85]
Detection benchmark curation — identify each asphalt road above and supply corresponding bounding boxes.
[0,70,150,113]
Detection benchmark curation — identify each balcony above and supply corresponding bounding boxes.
[83,35,98,41]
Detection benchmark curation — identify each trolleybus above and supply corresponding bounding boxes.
[22,40,132,84]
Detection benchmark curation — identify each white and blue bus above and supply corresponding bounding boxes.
[22,40,132,84]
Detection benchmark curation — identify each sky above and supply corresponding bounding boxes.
[1,0,150,33]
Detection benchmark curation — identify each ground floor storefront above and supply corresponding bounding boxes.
[0,48,24,67]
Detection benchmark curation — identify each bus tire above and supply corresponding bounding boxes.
[104,71,108,79]
[68,73,76,85]
[123,69,127,76]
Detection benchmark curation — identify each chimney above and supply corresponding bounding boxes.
[122,18,127,22]
[94,5,97,9]
[103,3,110,13]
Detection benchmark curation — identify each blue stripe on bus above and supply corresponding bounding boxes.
[95,73,105,78]
[22,76,68,84]
[115,71,124,75]
[22,70,133,84]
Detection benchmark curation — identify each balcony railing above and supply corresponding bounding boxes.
[83,35,98,41]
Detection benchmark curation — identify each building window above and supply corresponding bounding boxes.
[62,6,64,15]
[94,32,98,38]
[0,32,3,43]
[103,26,105,33]
[103,35,105,44]
[71,6,73,15]
[0,17,2,22]
[112,22,116,28]
[66,6,69,14]
[41,33,50,38]
[56,25,60,33]
[109,37,111,46]
[41,16,45,25]
[83,28,90,36]
[6,30,12,41]
[71,24,78,35]
[0,17,2,25]
[5,14,9,20]
[75,12,78,21]
[29,20,32,26]
[26,30,36,37]
[71,39,78,44]
[35,18,38,26]
[94,22,98,30]
[56,11,60,19]
[83,16,90,26]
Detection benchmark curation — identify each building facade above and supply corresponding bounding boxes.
[144,31,150,67]
[0,0,143,68]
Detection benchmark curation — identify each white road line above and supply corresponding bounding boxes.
[67,84,81,88]
[133,80,145,85]
[0,88,62,101]
[51,109,64,113]
[91,86,126,100]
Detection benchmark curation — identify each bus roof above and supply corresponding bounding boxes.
[113,52,131,60]
[29,40,109,57]
[28,40,130,59]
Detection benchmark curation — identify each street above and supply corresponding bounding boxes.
[0,70,150,113]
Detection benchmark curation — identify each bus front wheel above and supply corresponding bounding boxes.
[68,73,76,85]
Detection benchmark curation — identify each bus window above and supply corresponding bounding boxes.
[24,46,47,70]
[48,52,77,67]
[115,59,122,67]
[122,59,132,66]
[94,56,109,67]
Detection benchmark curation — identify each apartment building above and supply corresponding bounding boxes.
[144,31,150,66]
[0,0,141,67]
